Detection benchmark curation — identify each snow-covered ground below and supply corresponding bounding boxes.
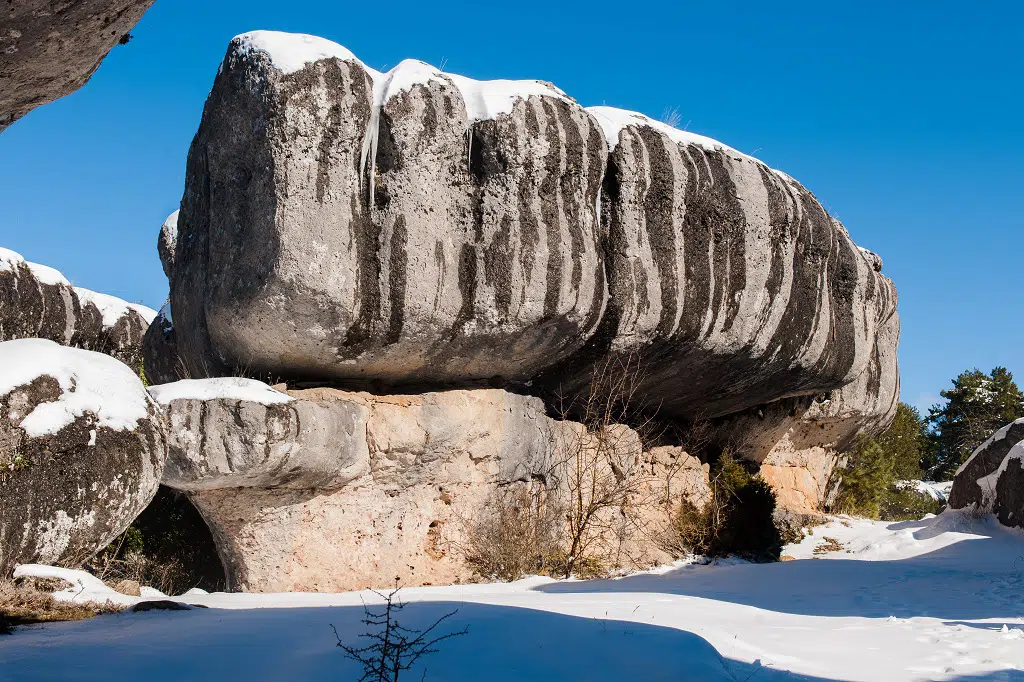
[4,511,1023,681]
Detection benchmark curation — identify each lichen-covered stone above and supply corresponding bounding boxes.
[0,340,165,574]
[0,248,155,366]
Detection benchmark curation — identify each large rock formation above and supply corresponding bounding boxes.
[142,30,903,578]
[0,247,157,366]
[0,339,165,574]
[169,32,605,385]
[540,109,899,421]
[948,419,1024,527]
[153,381,563,591]
[153,378,706,591]
[163,32,897,425]
[0,0,155,132]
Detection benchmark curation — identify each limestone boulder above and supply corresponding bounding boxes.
[170,31,606,384]
[948,419,1024,527]
[0,248,156,366]
[0,1,155,132]
[0,339,165,575]
[155,381,560,591]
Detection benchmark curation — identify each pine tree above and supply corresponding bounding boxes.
[876,402,927,480]
[834,437,892,518]
[923,367,1024,480]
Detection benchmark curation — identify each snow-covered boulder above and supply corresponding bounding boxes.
[948,419,1024,527]
[0,339,166,575]
[0,248,156,366]
[0,1,154,132]
[169,31,606,384]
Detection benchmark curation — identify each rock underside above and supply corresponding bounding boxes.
[0,0,155,132]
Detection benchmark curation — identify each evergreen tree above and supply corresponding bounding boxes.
[876,402,927,480]
[833,436,892,518]
[923,367,1024,480]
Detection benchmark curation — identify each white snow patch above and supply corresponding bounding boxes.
[0,338,152,437]
[0,246,25,273]
[25,260,70,286]
[587,105,744,157]
[148,377,292,406]
[8,511,1024,681]
[233,31,358,75]
[233,31,568,124]
[897,479,953,503]
[75,287,158,327]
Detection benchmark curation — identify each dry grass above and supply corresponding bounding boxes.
[0,579,123,632]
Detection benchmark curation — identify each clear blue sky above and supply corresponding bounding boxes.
[0,0,1020,414]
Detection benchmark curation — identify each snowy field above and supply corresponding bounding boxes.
[3,510,1023,681]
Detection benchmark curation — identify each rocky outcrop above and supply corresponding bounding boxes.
[948,419,1024,527]
[153,379,704,592]
[0,1,155,132]
[155,382,561,591]
[0,248,157,366]
[0,339,165,574]
[142,309,178,385]
[170,32,605,385]
[147,30,903,572]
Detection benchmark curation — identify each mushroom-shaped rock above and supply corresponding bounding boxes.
[0,339,165,574]
[0,248,157,365]
[948,419,1024,527]
[170,31,606,384]
[156,381,564,592]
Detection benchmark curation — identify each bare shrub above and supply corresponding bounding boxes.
[91,549,187,597]
[333,582,467,682]
[462,484,562,582]
[0,579,123,632]
[549,353,662,578]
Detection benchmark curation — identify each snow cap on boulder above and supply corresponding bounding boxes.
[948,418,1024,527]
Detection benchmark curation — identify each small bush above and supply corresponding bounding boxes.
[463,485,562,582]
[665,453,782,561]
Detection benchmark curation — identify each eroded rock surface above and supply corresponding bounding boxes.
[948,419,1024,527]
[0,1,155,132]
[0,248,156,366]
[0,339,165,574]
[157,383,559,591]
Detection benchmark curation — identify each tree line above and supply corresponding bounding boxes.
[834,366,1024,519]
